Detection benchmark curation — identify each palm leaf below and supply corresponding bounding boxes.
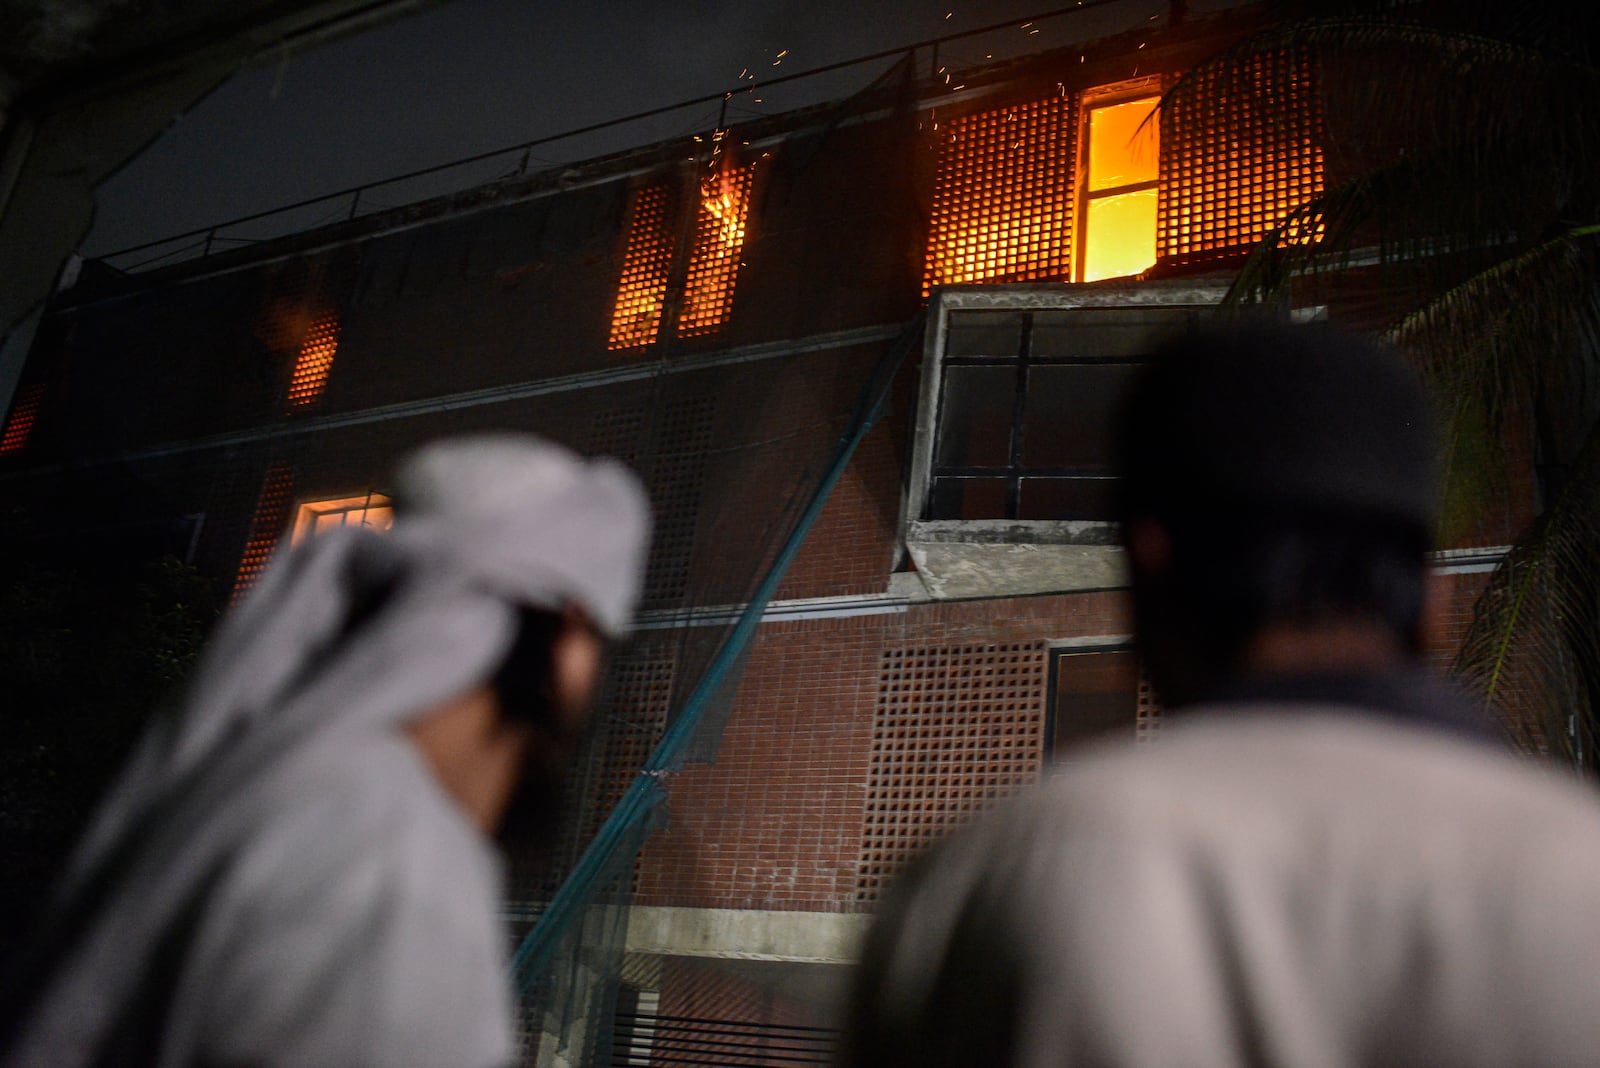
[1453,413,1600,762]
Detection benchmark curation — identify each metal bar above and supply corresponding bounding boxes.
[101,0,1128,262]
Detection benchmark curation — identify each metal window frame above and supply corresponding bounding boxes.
[901,281,1228,599]
[1044,639,1139,762]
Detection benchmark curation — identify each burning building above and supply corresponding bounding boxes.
[0,6,1536,1065]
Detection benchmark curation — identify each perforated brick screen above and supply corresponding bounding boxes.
[1157,46,1325,264]
[922,96,1077,295]
[608,182,679,350]
[856,641,1047,901]
[286,312,340,409]
[0,382,44,455]
[680,163,756,338]
[231,463,295,602]
[1136,668,1163,744]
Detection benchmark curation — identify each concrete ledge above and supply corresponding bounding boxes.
[625,906,871,964]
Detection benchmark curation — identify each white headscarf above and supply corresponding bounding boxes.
[1,434,650,1064]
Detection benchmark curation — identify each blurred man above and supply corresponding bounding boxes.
[0,435,649,1067]
[844,324,1600,1066]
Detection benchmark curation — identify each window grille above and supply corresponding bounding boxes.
[1158,46,1325,264]
[923,97,1077,295]
[286,312,340,409]
[608,163,756,350]
[232,463,296,602]
[0,383,45,455]
[679,166,755,338]
[609,183,680,350]
[856,641,1045,901]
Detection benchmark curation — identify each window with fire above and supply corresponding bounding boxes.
[918,52,1321,523]
[608,164,757,351]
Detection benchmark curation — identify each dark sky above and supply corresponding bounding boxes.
[84,0,1170,257]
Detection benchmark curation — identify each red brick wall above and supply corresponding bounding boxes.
[634,591,1131,913]
[775,420,903,601]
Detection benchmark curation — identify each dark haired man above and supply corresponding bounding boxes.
[2,435,649,1067]
[844,324,1600,1066]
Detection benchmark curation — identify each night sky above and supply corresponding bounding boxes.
[84,0,1170,257]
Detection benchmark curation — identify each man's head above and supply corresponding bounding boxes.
[1114,322,1438,704]
[389,435,650,838]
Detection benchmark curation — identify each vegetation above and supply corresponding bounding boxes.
[1172,1,1600,762]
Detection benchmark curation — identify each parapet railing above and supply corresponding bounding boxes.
[96,0,1140,274]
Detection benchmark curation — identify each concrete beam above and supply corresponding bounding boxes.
[625,906,871,964]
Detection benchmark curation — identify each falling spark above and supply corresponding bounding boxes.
[945,10,953,17]
[1029,27,1039,34]
[776,49,788,58]
[1020,20,1033,28]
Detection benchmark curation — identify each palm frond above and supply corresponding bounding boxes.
[1162,12,1600,168]
[1453,413,1600,763]
[1388,226,1600,426]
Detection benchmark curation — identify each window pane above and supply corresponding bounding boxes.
[1082,189,1157,281]
[1021,362,1140,469]
[944,311,1024,357]
[1032,308,1195,359]
[1087,97,1159,192]
[1017,477,1117,521]
[1052,649,1139,760]
[935,364,1016,469]
[929,477,1009,520]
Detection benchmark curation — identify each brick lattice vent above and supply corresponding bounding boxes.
[1136,668,1163,745]
[856,641,1047,902]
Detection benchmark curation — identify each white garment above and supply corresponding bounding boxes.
[848,710,1600,1067]
[0,436,650,1067]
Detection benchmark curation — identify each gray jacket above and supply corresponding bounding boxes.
[847,708,1600,1067]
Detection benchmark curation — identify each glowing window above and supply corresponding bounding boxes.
[291,494,394,544]
[608,183,678,350]
[0,382,45,455]
[286,313,339,409]
[232,463,296,603]
[678,166,754,338]
[923,97,1077,295]
[1079,93,1160,282]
